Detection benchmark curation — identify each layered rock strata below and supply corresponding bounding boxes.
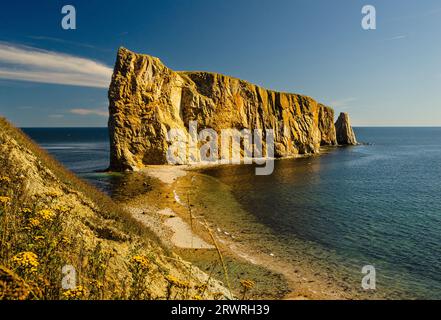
[108,48,356,170]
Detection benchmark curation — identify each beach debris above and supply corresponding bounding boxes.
[173,190,186,207]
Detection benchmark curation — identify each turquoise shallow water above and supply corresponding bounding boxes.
[199,128,441,299]
[23,127,441,299]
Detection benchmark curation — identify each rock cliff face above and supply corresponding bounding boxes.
[335,112,357,145]
[108,48,354,171]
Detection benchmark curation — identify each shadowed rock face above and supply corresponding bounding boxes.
[335,112,357,145]
[108,47,344,171]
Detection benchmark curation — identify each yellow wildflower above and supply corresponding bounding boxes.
[130,255,150,271]
[12,252,39,272]
[45,191,62,198]
[28,218,41,228]
[165,275,190,289]
[192,294,203,300]
[0,196,11,204]
[37,209,55,222]
[89,279,104,289]
[53,205,69,213]
[63,285,87,299]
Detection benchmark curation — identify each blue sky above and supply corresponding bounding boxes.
[0,0,440,127]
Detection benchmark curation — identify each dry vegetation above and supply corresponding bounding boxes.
[0,117,231,300]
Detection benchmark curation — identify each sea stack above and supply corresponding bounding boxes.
[108,47,354,171]
[335,112,357,145]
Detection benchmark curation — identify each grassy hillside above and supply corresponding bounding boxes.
[0,117,230,300]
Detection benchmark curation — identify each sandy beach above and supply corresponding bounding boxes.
[115,164,363,300]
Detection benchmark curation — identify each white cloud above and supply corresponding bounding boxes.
[28,36,112,52]
[386,35,408,41]
[0,43,112,88]
[70,108,108,117]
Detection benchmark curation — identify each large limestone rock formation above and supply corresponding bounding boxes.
[335,112,357,145]
[108,47,353,171]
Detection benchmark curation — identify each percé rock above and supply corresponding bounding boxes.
[335,112,357,145]
[108,47,351,171]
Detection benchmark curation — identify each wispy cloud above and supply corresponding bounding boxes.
[28,36,112,52]
[329,97,357,109]
[0,43,112,88]
[70,108,108,117]
[386,34,408,41]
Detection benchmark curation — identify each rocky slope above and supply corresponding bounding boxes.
[108,47,355,171]
[0,117,230,300]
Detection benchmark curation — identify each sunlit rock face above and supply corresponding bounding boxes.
[335,112,357,146]
[108,47,348,171]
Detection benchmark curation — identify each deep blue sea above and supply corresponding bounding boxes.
[22,128,115,193]
[23,127,441,299]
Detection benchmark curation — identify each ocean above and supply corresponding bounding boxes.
[23,127,441,299]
